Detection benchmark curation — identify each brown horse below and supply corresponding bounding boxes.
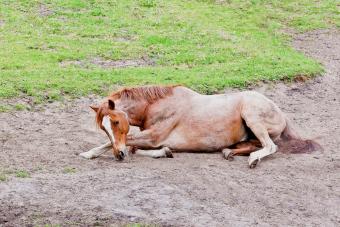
[80,85,321,168]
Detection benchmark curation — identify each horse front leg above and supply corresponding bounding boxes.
[127,121,177,149]
[127,128,174,158]
[126,129,158,148]
[135,147,173,159]
[79,142,111,159]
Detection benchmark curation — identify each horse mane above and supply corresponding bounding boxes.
[110,85,178,103]
[94,103,109,129]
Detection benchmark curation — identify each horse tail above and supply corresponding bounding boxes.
[277,117,323,154]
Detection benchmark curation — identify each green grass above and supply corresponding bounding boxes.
[14,103,27,110]
[0,103,27,112]
[62,166,77,174]
[0,1,338,104]
[15,170,31,178]
[0,104,11,112]
[0,173,7,182]
[0,169,31,181]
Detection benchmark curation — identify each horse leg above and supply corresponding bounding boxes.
[79,142,111,159]
[222,140,261,161]
[127,120,177,149]
[244,122,278,168]
[240,92,287,168]
[126,129,156,148]
[135,147,173,158]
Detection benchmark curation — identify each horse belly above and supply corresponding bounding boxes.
[160,93,247,151]
[162,122,247,152]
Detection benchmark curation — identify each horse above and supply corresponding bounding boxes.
[79,85,321,168]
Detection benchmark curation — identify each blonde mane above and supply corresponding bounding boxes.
[110,85,178,103]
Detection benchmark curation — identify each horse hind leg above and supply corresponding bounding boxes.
[222,140,261,161]
[245,122,278,168]
[240,94,286,168]
[241,110,281,168]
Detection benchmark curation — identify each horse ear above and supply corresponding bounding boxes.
[108,99,115,110]
[90,105,99,112]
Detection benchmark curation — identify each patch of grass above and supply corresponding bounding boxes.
[14,103,26,111]
[15,170,31,178]
[0,105,11,112]
[0,0,338,104]
[0,104,28,112]
[0,169,15,182]
[0,173,7,182]
[63,167,77,174]
[139,0,157,8]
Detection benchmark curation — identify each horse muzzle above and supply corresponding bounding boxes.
[116,147,129,161]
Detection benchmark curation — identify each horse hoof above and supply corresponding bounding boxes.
[222,149,234,161]
[248,157,259,168]
[164,148,174,158]
[249,160,258,168]
[248,153,260,168]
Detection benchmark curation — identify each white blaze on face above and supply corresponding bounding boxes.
[102,116,115,142]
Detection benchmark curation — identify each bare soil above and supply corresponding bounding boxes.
[38,4,53,17]
[60,56,154,69]
[0,30,339,227]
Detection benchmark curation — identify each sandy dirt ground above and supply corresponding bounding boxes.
[0,30,339,227]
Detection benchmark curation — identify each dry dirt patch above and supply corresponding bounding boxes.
[60,56,155,69]
[90,56,155,68]
[0,29,339,226]
[38,4,53,17]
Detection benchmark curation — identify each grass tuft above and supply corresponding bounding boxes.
[14,104,27,111]
[63,167,77,174]
[0,105,11,112]
[139,0,157,8]
[15,170,31,178]
[0,174,7,182]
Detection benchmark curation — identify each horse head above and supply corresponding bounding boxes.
[90,98,130,161]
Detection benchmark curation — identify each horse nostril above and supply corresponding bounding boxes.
[119,151,125,158]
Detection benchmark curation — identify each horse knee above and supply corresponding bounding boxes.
[147,132,161,147]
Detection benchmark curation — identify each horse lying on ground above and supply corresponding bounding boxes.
[79,85,321,168]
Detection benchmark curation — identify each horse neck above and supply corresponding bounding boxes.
[116,86,191,127]
[119,98,149,128]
